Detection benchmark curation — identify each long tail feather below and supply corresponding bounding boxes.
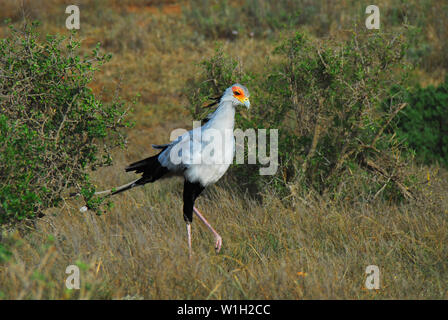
[74,150,169,212]
[69,179,139,198]
[125,153,168,182]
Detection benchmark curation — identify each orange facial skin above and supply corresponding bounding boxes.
[232,86,245,102]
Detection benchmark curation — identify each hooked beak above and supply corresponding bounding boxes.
[243,98,250,109]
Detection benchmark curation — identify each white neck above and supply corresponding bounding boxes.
[204,99,235,131]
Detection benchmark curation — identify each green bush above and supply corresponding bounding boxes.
[0,22,131,226]
[188,29,416,201]
[391,76,448,167]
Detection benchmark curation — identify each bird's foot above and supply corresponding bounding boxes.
[214,234,222,253]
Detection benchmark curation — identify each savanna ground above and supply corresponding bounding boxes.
[0,0,447,299]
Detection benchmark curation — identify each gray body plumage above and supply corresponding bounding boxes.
[156,84,250,187]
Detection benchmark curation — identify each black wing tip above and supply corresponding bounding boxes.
[152,144,169,150]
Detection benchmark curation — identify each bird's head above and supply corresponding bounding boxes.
[222,83,250,109]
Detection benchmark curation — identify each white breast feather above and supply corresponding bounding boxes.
[157,101,236,187]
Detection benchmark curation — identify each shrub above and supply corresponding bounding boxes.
[188,29,416,201]
[391,76,448,167]
[0,22,131,226]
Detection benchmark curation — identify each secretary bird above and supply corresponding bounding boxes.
[78,84,250,256]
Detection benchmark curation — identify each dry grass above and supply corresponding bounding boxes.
[1,163,447,299]
[0,0,447,299]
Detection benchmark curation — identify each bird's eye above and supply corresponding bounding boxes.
[234,91,241,96]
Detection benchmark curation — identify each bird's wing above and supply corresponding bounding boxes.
[157,127,203,172]
[157,123,234,174]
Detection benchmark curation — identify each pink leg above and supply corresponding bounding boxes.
[186,222,192,258]
[193,207,222,253]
